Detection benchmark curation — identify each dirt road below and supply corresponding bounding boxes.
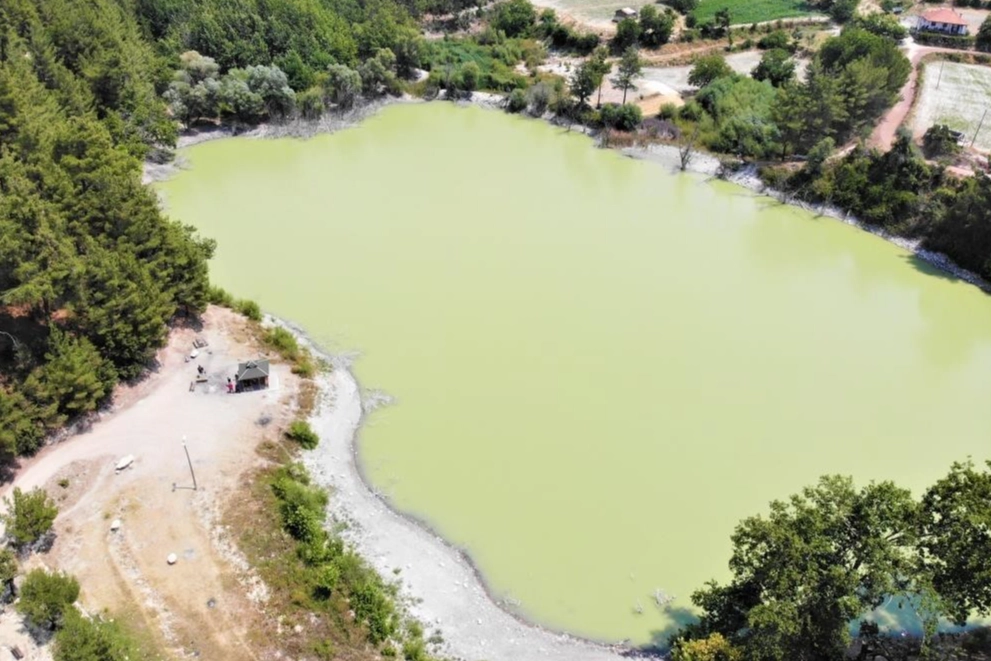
[0,308,298,661]
[869,43,967,150]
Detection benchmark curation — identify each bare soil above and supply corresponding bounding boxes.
[0,307,300,661]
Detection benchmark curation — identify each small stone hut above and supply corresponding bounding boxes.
[613,7,637,22]
[235,359,270,392]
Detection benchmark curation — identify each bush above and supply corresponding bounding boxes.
[658,103,678,119]
[667,0,698,13]
[526,81,553,115]
[490,0,537,38]
[679,100,703,120]
[206,286,235,307]
[758,30,792,50]
[350,578,397,644]
[612,18,641,51]
[2,487,58,548]
[53,609,139,661]
[923,123,962,158]
[0,548,16,588]
[600,103,643,131]
[688,53,733,87]
[911,31,975,49]
[263,327,301,360]
[287,420,320,450]
[297,87,325,119]
[17,569,80,630]
[506,88,527,113]
[271,468,328,543]
[979,15,991,52]
[851,13,908,40]
[235,299,262,321]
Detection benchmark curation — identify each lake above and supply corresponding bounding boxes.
[159,102,991,645]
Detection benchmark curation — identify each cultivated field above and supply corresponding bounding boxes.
[691,0,817,25]
[913,61,991,152]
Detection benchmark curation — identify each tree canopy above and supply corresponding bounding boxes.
[681,461,991,661]
[0,3,215,466]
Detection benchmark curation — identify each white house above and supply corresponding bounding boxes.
[917,7,969,35]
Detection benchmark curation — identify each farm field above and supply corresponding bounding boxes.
[691,0,818,25]
[913,61,991,152]
[528,0,649,26]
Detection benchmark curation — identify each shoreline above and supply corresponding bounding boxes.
[269,318,650,661]
[142,100,991,659]
[147,96,991,295]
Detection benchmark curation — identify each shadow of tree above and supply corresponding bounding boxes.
[634,606,700,656]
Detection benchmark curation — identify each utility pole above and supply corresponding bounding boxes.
[174,435,198,492]
[971,108,988,149]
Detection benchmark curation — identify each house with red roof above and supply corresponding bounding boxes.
[917,7,969,35]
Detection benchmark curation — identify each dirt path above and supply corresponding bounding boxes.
[869,43,966,150]
[0,308,298,661]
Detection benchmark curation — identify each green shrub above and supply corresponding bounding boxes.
[490,0,537,38]
[298,87,325,119]
[313,562,340,598]
[506,88,527,113]
[235,299,262,321]
[53,609,139,661]
[0,548,16,587]
[658,103,678,119]
[758,30,792,50]
[17,569,80,630]
[287,420,320,450]
[271,465,328,543]
[292,354,316,377]
[402,638,429,661]
[923,123,962,158]
[206,286,235,307]
[263,327,300,360]
[350,578,397,644]
[679,100,703,121]
[911,31,975,49]
[2,487,58,548]
[600,103,643,131]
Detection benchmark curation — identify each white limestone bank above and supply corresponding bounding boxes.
[299,353,642,661]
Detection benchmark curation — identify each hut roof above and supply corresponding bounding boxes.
[236,359,270,382]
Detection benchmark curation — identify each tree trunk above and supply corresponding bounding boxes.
[622,86,628,104]
[597,83,603,108]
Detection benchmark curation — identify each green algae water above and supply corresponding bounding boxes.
[160,103,991,645]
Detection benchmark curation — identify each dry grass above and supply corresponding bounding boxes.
[224,438,380,661]
[913,61,991,151]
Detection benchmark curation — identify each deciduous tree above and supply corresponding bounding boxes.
[917,460,991,625]
[569,60,598,108]
[612,46,643,104]
[688,53,732,87]
[686,476,919,661]
[751,49,795,87]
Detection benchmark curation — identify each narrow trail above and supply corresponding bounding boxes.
[869,44,967,150]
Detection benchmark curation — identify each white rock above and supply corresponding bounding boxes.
[167,553,178,565]
[110,519,121,532]
[115,455,135,472]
